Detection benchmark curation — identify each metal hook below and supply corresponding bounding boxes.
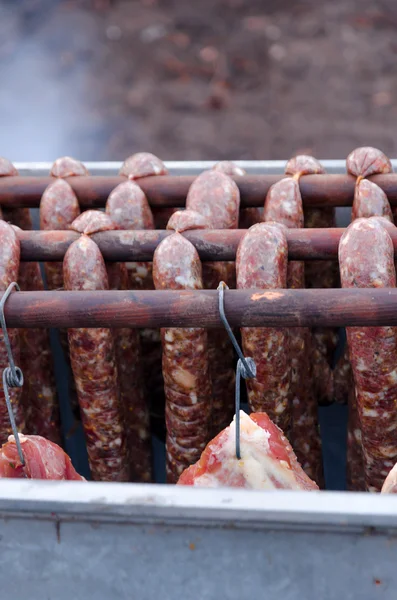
[217,282,256,460]
[0,282,25,468]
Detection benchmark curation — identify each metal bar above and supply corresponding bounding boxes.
[12,158,397,176]
[3,288,397,328]
[17,228,344,261]
[0,479,395,530]
[2,173,397,208]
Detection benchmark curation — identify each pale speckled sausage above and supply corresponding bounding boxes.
[212,161,262,228]
[40,179,81,290]
[352,179,393,222]
[153,233,211,482]
[339,217,397,492]
[263,176,323,484]
[166,210,234,435]
[50,156,88,178]
[70,210,152,482]
[346,146,392,179]
[237,223,291,432]
[119,152,176,228]
[186,172,240,434]
[0,221,24,443]
[285,156,337,407]
[106,180,154,289]
[63,235,129,481]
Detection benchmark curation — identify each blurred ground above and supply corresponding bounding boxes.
[1,0,397,161]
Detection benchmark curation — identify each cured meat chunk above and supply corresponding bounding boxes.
[0,434,84,480]
[63,235,129,481]
[381,462,397,494]
[178,411,318,490]
[352,179,393,222]
[119,152,168,179]
[339,217,397,491]
[237,222,290,431]
[153,233,212,482]
[346,146,392,179]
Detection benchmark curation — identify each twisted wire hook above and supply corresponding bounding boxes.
[0,282,25,468]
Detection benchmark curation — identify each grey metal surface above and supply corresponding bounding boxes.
[0,481,396,599]
[14,158,397,175]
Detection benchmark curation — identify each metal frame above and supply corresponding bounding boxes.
[2,160,397,598]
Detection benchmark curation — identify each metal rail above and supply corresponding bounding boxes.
[1,173,397,208]
[2,288,397,328]
[17,227,344,261]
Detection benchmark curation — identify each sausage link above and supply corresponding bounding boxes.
[263,176,323,484]
[237,223,291,431]
[71,210,152,482]
[63,235,129,481]
[0,221,24,443]
[285,156,337,406]
[339,217,397,491]
[118,152,176,228]
[212,161,262,228]
[344,148,395,489]
[0,159,60,442]
[153,233,211,482]
[50,156,88,178]
[186,174,240,433]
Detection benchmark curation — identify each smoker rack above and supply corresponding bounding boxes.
[0,159,396,600]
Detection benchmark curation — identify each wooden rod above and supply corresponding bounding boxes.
[0,173,397,208]
[2,288,397,328]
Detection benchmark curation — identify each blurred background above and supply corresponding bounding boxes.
[0,0,396,162]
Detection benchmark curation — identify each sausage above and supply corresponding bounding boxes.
[352,179,393,221]
[119,152,176,228]
[153,233,212,482]
[166,210,234,435]
[0,221,25,443]
[344,148,394,490]
[63,234,129,481]
[50,156,88,177]
[0,159,61,443]
[263,177,323,484]
[212,161,262,228]
[70,210,152,481]
[285,156,337,406]
[236,223,291,431]
[186,171,240,434]
[106,180,154,289]
[339,217,397,491]
[40,179,81,290]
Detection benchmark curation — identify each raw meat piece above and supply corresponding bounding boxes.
[178,411,318,490]
[0,434,84,480]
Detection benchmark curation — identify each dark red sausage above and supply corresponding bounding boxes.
[153,233,211,482]
[70,210,152,482]
[339,217,397,491]
[63,235,129,481]
[346,146,392,179]
[0,221,24,443]
[186,171,240,434]
[263,176,323,484]
[237,223,291,431]
[285,156,337,407]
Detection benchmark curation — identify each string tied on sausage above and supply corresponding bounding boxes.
[0,282,25,470]
[217,281,256,460]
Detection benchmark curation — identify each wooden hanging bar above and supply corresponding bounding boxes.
[2,288,397,329]
[1,173,397,208]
